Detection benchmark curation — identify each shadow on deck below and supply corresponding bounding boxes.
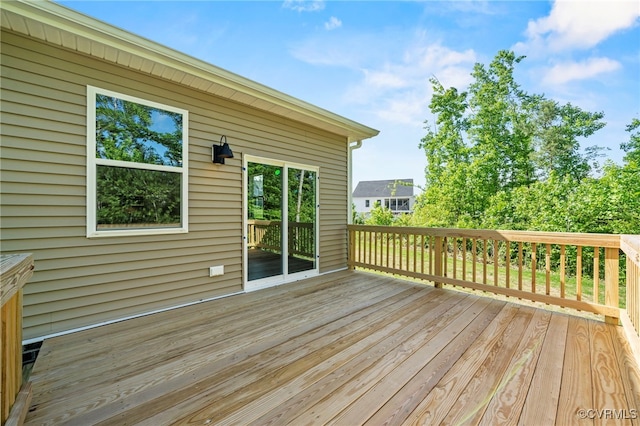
[25,270,640,425]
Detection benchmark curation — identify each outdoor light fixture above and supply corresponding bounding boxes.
[212,135,234,164]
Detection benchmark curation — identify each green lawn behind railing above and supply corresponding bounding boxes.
[354,239,626,310]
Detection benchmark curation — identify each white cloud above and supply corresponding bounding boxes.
[282,0,324,13]
[376,93,428,125]
[290,33,385,68]
[518,0,640,53]
[443,0,498,16]
[291,28,477,127]
[324,16,342,31]
[350,41,477,126]
[363,69,408,89]
[542,57,622,85]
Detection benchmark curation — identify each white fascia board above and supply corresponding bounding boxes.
[3,0,379,141]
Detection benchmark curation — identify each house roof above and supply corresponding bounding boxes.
[1,1,379,142]
[352,179,414,198]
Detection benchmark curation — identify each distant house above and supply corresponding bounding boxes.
[353,179,415,217]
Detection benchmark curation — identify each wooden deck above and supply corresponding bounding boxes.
[25,271,640,425]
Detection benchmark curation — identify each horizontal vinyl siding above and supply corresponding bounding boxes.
[0,30,350,340]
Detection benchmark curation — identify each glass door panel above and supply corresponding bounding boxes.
[287,168,316,274]
[247,162,283,281]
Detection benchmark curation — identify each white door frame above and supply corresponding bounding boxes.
[243,154,319,292]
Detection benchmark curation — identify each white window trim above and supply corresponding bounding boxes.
[86,86,189,238]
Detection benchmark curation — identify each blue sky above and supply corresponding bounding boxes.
[60,0,640,190]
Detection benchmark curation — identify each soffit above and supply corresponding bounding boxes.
[1,1,379,142]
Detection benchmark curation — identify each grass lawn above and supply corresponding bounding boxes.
[353,237,627,318]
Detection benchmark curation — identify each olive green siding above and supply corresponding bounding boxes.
[0,30,349,340]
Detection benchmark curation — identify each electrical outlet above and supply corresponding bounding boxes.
[209,265,224,277]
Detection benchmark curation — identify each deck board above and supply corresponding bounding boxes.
[518,313,568,425]
[24,270,640,425]
[218,292,472,426]
[557,316,594,425]
[478,309,552,425]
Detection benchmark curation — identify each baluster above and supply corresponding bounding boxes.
[413,233,417,273]
[429,236,434,275]
[505,242,510,289]
[420,234,425,274]
[593,246,600,304]
[399,233,403,271]
[493,239,499,286]
[560,245,566,299]
[483,239,488,285]
[472,239,477,283]
[434,236,443,288]
[453,238,458,280]
[604,247,619,325]
[462,237,467,281]
[443,237,448,278]
[576,246,582,301]
[373,231,378,266]
[545,244,551,296]
[518,242,523,292]
[531,243,537,293]
[392,232,397,269]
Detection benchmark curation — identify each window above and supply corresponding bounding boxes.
[87,86,188,237]
[365,199,370,208]
[397,198,410,211]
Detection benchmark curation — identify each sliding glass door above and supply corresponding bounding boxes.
[245,157,318,290]
[287,167,317,275]
[247,162,284,281]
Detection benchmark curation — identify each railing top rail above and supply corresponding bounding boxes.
[621,235,640,266]
[248,220,313,228]
[247,220,281,225]
[347,225,621,248]
[1,253,34,307]
[288,221,315,227]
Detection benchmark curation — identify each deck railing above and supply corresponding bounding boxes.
[1,253,34,425]
[348,226,640,334]
[247,220,315,259]
[621,235,640,360]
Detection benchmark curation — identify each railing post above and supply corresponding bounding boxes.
[1,253,34,424]
[620,235,639,366]
[604,247,620,325]
[348,227,355,270]
[434,236,443,288]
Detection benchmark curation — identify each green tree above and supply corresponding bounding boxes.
[416,50,608,231]
[533,100,606,181]
[96,94,182,166]
[419,79,475,226]
[365,202,394,226]
[248,163,283,220]
[622,118,640,164]
[467,50,536,195]
[287,168,316,223]
[95,94,183,226]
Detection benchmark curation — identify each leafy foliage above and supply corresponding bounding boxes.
[412,50,638,235]
[365,202,395,226]
[95,94,184,227]
[97,167,181,226]
[96,94,182,166]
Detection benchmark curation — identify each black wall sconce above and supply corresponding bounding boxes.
[212,135,234,164]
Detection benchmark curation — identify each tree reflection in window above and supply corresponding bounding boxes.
[94,93,185,229]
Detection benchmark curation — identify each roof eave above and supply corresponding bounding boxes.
[1,0,379,141]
